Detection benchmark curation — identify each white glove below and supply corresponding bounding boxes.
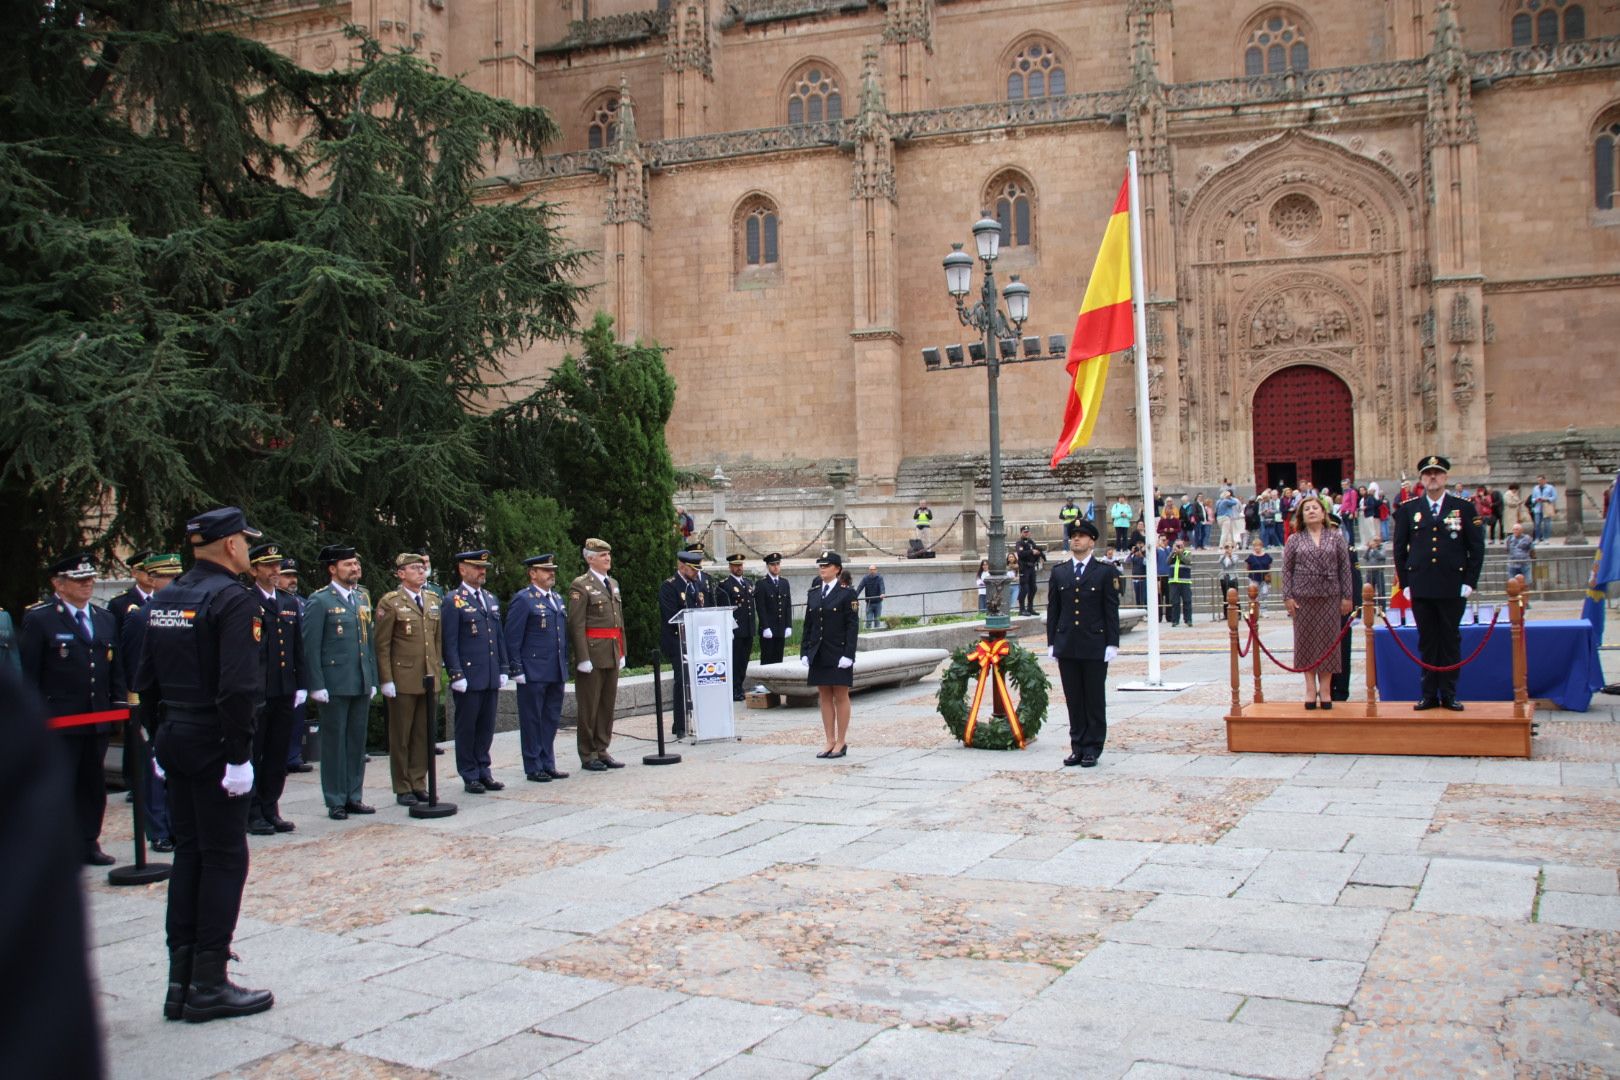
[311,689,330,704]
[762,628,773,639]
[1104,645,1119,663]
[617,656,626,670]
[1047,646,1055,659]
[450,678,469,693]
[799,655,810,667]
[577,660,593,674]
[514,674,527,685]
[293,690,307,708]
[837,656,853,670]
[784,627,792,639]
[151,756,165,781]
[1403,588,1412,602]
[498,673,509,688]
[1460,584,1473,598]
[369,686,377,698]
[381,682,397,698]
[221,761,253,797]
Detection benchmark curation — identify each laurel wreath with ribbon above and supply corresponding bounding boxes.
[938,638,1048,750]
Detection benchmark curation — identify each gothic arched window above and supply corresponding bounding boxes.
[985,171,1036,249]
[1006,39,1066,101]
[1241,8,1310,76]
[735,195,781,280]
[785,64,841,125]
[1510,0,1585,46]
[585,93,618,150]
[1595,110,1620,211]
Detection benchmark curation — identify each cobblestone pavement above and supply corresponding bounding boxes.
[88,601,1619,1079]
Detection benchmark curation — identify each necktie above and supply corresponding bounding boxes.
[414,593,423,613]
[1432,501,1441,517]
[77,610,92,642]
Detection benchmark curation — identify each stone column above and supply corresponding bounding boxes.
[710,466,730,565]
[959,462,979,562]
[1561,428,1587,545]
[828,468,849,556]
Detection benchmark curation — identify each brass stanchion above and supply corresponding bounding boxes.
[1248,583,1265,704]
[1226,587,1241,714]
[1362,582,1378,717]
[1508,575,1529,720]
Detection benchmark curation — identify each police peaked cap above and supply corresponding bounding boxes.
[248,543,285,566]
[816,550,844,568]
[676,550,704,565]
[187,506,262,545]
[1417,454,1451,474]
[524,553,558,569]
[49,551,97,579]
[1071,519,1099,540]
[454,548,492,567]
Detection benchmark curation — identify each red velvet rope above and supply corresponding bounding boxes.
[1378,607,1502,672]
[1252,614,1357,674]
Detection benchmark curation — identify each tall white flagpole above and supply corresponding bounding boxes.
[1120,149,1185,691]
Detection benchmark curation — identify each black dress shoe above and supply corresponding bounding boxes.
[671,727,687,739]
[434,747,444,755]
[463,780,486,794]
[247,818,276,836]
[396,793,419,806]
[1320,701,1333,711]
[346,802,376,814]
[1414,698,1441,711]
[526,772,551,782]
[1080,755,1099,768]
[287,762,314,773]
[481,778,505,791]
[1063,753,1084,767]
[1442,699,1465,711]
[412,790,430,801]
[544,769,569,780]
[85,847,116,867]
[151,837,176,853]
[601,755,625,769]
[328,807,349,820]
[1304,701,1318,710]
[581,760,608,772]
[270,816,295,833]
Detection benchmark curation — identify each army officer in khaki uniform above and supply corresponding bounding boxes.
[568,538,626,771]
[375,552,442,806]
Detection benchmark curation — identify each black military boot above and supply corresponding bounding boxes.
[162,945,193,1021]
[182,949,273,1022]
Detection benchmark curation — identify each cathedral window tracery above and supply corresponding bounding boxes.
[1006,40,1066,101]
[735,195,781,283]
[985,171,1036,249]
[1510,0,1585,46]
[1596,109,1620,212]
[786,64,842,125]
[585,93,618,150]
[1241,8,1310,77]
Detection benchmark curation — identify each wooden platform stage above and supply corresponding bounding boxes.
[1223,700,1534,758]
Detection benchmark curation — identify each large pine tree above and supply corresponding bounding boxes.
[0,2,587,611]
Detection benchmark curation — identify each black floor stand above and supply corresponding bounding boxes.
[410,675,457,818]
[644,656,681,766]
[109,713,170,886]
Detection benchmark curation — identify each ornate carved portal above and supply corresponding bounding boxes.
[1251,365,1354,493]
[1181,132,1420,486]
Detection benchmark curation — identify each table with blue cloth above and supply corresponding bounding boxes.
[1374,618,1606,712]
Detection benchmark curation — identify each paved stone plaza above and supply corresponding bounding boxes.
[87,603,1619,1079]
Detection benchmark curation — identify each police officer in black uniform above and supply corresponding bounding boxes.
[19,551,125,865]
[659,549,713,737]
[1392,454,1486,710]
[108,550,156,631]
[1045,520,1121,767]
[754,553,793,665]
[1015,526,1046,616]
[136,507,273,1023]
[246,543,306,835]
[715,554,755,701]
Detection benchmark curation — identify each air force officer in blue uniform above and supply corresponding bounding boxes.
[505,554,570,783]
[442,548,509,793]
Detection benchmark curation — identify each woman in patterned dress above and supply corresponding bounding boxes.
[1282,495,1355,709]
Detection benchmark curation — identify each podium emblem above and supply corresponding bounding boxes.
[699,626,722,657]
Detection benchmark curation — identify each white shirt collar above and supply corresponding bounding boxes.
[58,597,89,619]
[403,587,422,603]
[258,585,277,601]
[136,587,153,602]
[331,582,353,602]
[593,571,611,589]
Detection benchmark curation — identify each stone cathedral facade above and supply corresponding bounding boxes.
[247,0,1619,500]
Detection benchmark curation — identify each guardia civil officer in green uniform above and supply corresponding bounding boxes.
[301,545,379,819]
[1392,454,1486,710]
[715,554,756,701]
[136,507,272,1022]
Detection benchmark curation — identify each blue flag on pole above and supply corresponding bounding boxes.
[1580,473,1620,678]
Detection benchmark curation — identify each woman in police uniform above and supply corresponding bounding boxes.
[801,551,858,758]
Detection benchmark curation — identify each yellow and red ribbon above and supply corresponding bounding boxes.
[962,638,1026,749]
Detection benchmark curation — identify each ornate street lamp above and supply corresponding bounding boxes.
[939,214,1031,632]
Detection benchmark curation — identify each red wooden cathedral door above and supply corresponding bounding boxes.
[1251,365,1354,492]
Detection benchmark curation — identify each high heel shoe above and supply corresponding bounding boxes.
[816,749,833,759]
[830,745,848,758]
[1303,701,1318,710]
[1320,699,1333,711]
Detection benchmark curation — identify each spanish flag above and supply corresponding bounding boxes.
[1050,177,1133,468]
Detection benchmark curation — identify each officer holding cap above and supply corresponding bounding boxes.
[505,554,570,782]
[302,544,379,819]
[1045,519,1120,768]
[135,506,273,1022]
[659,548,713,738]
[754,552,793,665]
[442,548,508,793]
[376,552,442,805]
[715,554,755,701]
[1392,454,1486,710]
[20,550,125,865]
[569,538,627,770]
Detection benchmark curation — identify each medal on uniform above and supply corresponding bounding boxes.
[471,622,479,635]
[1413,512,1423,523]
[405,621,413,637]
[58,643,68,658]
[336,623,344,637]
